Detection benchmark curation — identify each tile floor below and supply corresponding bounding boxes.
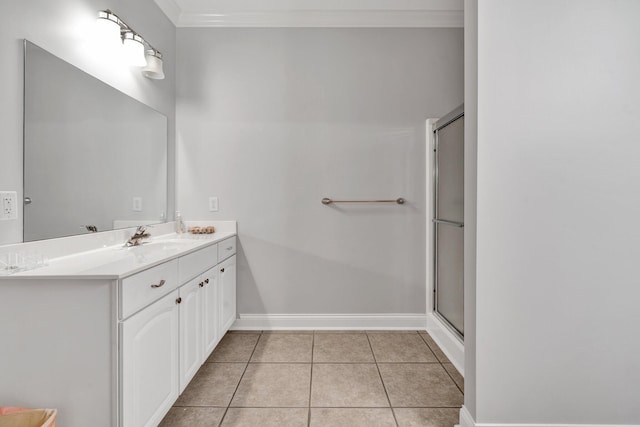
[160,330,463,427]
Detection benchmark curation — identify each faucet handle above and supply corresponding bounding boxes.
[135,225,147,234]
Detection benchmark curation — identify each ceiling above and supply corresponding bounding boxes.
[153,0,463,28]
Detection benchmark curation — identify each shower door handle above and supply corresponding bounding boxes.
[432,219,464,228]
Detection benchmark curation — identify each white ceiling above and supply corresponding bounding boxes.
[153,0,463,28]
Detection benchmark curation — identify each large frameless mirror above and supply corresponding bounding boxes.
[23,40,167,242]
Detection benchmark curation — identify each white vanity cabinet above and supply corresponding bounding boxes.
[178,276,204,393]
[220,254,237,333]
[121,290,180,427]
[121,236,237,426]
[202,265,221,358]
[0,231,237,427]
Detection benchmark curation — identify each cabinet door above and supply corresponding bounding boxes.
[179,276,203,392]
[121,290,179,427]
[202,266,221,358]
[219,255,237,334]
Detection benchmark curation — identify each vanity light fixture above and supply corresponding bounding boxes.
[97,10,164,79]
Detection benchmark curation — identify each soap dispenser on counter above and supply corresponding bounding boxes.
[175,211,185,234]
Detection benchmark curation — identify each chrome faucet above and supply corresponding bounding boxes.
[125,226,150,247]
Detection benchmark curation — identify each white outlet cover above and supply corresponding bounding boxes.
[0,191,18,220]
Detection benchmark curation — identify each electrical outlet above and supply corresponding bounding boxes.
[208,197,219,212]
[0,191,18,220]
[132,197,143,212]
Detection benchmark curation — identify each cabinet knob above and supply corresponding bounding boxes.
[199,282,204,288]
[220,268,225,273]
[176,297,182,304]
[204,278,209,284]
[151,279,166,289]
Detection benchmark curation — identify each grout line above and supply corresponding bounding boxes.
[308,331,315,427]
[217,332,261,427]
[365,332,400,427]
[441,363,464,395]
[416,332,440,362]
[419,332,464,395]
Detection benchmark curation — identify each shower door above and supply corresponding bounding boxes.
[433,106,464,337]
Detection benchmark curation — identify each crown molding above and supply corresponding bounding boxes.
[177,10,463,28]
[154,0,182,25]
[153,0,463,28]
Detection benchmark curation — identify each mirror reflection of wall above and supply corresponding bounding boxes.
[23,40,168,242]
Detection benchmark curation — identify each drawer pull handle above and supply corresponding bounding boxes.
[199,282,204,288]
[204,278,209,284]
[151,279,166,289]
[176,297,182,304]
[220,268,225,273]
[226,246,233,250]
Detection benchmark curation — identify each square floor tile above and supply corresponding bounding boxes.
[159,407,226,427]
[368,333,438,363]
[313,334,374,363]
[378,364,463,407]
[314,330,366,334]
[443,363,464,391]
[311,364,389,407]
[250,333,313,363]
[221,408,308,427]
[231,363,311,407]
[207,333,260,363]
[175,363,246,407]
[310,408,396,427]
[418,332,451,363]
[394,408,461,427]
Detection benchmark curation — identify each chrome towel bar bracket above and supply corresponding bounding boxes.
[321,197,405,205]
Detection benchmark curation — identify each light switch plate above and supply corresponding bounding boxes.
[132,197,143,212]
[0,191,18,220]
[208,197,219,212]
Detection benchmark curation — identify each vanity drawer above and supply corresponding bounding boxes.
[178,244,218,283]
[120,259,179,319]
[218,237,236,263]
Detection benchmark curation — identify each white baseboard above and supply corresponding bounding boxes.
[426,312,464,374]
[231,313,427,330]
[456,405,640,427]
[457,406,475,427]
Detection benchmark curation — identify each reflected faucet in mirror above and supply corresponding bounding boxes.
[125,226,150,247]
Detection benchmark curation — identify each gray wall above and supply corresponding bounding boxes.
[463,0,477,419]
[0,0,176,245]
[176,28,463,315]
[474,0,640,424]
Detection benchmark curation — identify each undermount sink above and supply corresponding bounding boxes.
[115,239,198,254]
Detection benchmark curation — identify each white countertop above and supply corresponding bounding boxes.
[0,222,236,280]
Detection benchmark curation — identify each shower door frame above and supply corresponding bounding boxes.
[432,105,465,341]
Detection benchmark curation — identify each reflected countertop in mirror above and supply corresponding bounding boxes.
[23,40,168,243]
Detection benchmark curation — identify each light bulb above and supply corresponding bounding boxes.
[123,32,146,67]
[96,11,122,53]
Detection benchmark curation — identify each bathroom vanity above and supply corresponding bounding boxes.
[0,224,237,427]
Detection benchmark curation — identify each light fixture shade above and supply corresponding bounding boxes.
[123,32,146,66]
[142,50,165,80]
[96,11,122,52]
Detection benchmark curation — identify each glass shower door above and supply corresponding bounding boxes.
[434,110,464,337]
